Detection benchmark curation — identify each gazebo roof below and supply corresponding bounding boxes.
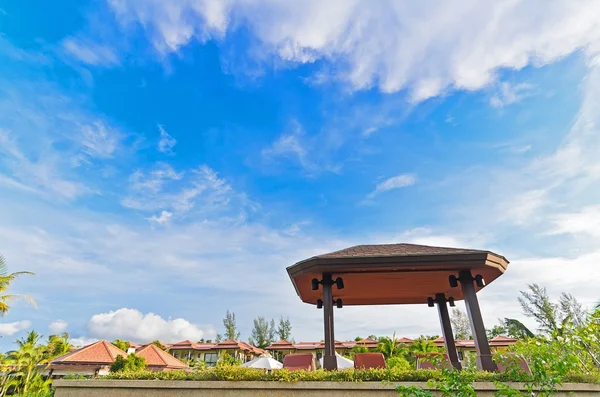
[287,243,508,305]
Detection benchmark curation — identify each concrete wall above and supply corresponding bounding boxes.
[54,380,600,397]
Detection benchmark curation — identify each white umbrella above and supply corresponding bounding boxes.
[319,353,354,369]
[241,355,283,370]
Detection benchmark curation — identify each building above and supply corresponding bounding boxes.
[168,339,266,366]
[433,335,517,364]
[135,344,189,371]
[46,340,189,378]
[46,340,128,378]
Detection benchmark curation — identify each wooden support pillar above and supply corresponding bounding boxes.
[435,293,462,370]
[458,270,497,372]
[322,273,337,370]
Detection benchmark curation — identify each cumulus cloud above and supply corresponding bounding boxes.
[87,308,216,343]
[0,320,31,336]
[48,320,68,334]
[148,210,173,225]
[107,0,600,100]
[368,174,416,198]
[71,336,99,348]
[157,125,177,154]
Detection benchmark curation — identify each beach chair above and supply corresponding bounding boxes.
[354,353,386,370]
[282,354,316,371]
[416,353,453,370]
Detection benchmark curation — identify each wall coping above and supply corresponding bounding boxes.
[54,380,600,392]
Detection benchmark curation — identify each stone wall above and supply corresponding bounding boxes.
[54,380,600,397]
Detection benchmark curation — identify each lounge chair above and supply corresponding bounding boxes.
[416,353,453,370]
[354,353,386,370]
[282,354,316,372]
[495,353,531,374]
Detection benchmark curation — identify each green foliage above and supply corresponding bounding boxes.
[0,255,36,317]
[110,354,146,373]
[427,369,477,397]
[387,356,411,371]
[248,317,276,348]
[221,310,240,341]
[395,384,433,397]
[111,339,130,351]
[277,317,292,341]
[102,366,599,383]
[378,332,407,359]
[151,340,166,350]
[216,352,242,367]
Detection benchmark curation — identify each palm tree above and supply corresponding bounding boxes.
[9,331,48,395]
[377,332,406,359]
[0,255,36,316]
[410,339,440,354]
[46,332,73,358]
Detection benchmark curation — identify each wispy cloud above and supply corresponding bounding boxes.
[61,37,119,67]
[368,174,417,198]
[157,125,177,154]
[490,82,534,108]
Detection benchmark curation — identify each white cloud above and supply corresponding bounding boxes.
[79,121,121,159]
[62,37,119,67]
[0,320,31,336]
[157,125,177,154]
[490,82,534,108]
[368,174,416,198]
[148,210,173,225]
[107,0,600,100]
[87,308,216,343]
[71,336,99,348]
[547,206,600,238]
[122,163,241,216]
[48,320,69,334]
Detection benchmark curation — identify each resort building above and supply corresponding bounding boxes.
[168,339,267,366]
[46,340,128,378]
[46,340,189,378]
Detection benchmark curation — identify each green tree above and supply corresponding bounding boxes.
[377,332,406,359]
[8,331,48,395]
[46,332,73,358]
[276,316,292,341]
[486,325,506,339]
[450,308,471,340]
[222,310,240,340]
[152,340,166,350]
[499,318,535,339]
[0,255,36,316]
[410,339,440,355]
[248,316,276,348]
[110,353,146,372]
[112,339,130,351]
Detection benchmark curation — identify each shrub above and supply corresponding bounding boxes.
[101,366,599,384]
[110,354,146,373]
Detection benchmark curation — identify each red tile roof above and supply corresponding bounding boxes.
[266,340,294,350]
[52,340,127,365]
[135,344,189,370]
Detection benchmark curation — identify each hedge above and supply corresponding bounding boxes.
[101,367,600,384]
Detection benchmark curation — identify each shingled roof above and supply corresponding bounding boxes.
[135,344,189,370]
[51,340,126,365]
[316,243,487,259]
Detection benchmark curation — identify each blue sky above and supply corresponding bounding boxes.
[1,0,600,348]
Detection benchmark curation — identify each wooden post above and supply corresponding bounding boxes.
[459,270,497,372]
[322,273,337,370]
[435,293,462,370]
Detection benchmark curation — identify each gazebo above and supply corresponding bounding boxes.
[287,243,509,371]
